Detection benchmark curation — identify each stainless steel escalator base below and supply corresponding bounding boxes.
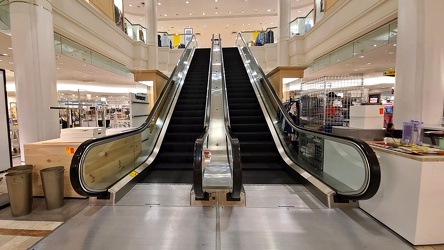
[203,163,233,190]
[30,184,413,250]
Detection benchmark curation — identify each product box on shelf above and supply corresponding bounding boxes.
[60,127,105,139]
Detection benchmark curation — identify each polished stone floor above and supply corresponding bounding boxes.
[29,184,417,250]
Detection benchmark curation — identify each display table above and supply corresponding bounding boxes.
[360,146,444,245]
[24,138,86,198]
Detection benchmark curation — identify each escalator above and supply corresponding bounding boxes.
[223,47,301,184]
[70,34,380,205]
[141,48,210,183]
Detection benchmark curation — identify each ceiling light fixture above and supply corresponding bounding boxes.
[8,47,12,50]
[164,14,167,16]
[129,4,132,6]
[359,55,365,58]
[158,2,161,5]
[0,53,8,56]
[267,9,271,12]
[185,1,189,3]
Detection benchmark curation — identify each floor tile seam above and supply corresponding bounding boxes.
[0,221,62,230]
[112,204,203,208]
[0,228,52,237]
[237,206,329,210]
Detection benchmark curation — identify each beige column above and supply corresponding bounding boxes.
[393,0,444,127]
[10,0,59,162]
[277,0,291,66]
[145,0,158,70]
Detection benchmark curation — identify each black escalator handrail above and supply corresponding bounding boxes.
[193,36,214,199]
[70,36,198,197]
[235,33,380,200]
[220,43,242,199]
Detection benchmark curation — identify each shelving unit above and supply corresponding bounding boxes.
[298,76,365,132]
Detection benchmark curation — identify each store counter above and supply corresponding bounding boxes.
[24,138,85,198]
[24,128,131,198]
[360,144,444,245]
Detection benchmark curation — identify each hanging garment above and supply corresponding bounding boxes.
[161,34,170,47]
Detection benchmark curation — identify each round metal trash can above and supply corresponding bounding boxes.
[40,166,65,210]
[7,164,34,174]
[5,171,33,217]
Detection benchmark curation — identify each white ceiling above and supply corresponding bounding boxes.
[0,0,397,97]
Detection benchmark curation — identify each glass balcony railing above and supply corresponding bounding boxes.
[290,9,314,37]
[305,20,398,75]
[0,0,10,31]
[54,33,133,79]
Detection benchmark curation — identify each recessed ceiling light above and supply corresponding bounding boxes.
[367,62,372,65]
[57,67,60,69]
[393,43,397,46]
[139,17,142,20]
[84,64,87,66]
[8,47,12,50]
[215,11,218,14]
[373,44,377,47]
[241,10,244,13]
[189,13,192,15]
[129,4,132,6]
[0,60,2,62]
[298,10,301,12]
[0,53,8,56]
[158,2,161,5]
[164,14,167,16]
[202,12,205,15]
[185,1,189,3]
[228,11,231,14]
[267,9,271,12]
[215,0,217,2]
[359,55,365,58]
[9,62,13,64]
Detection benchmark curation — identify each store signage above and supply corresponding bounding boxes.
[383,70,396,77]
[135,94,146,101]
[131,93,149,103]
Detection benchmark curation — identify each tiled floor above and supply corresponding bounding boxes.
[1,157,444,249]
[0,157,88,249]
